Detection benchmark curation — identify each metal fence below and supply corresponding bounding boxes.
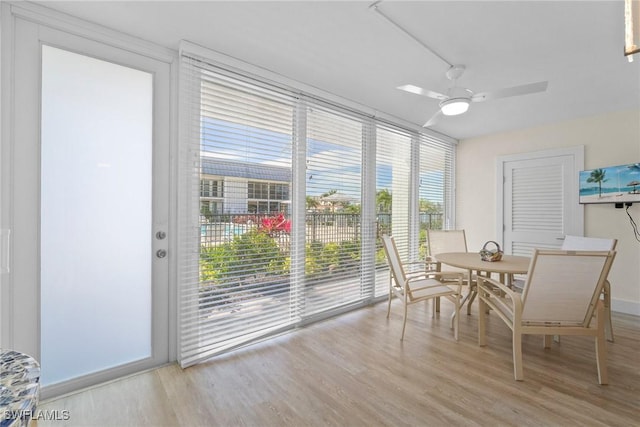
[201,212,443,247]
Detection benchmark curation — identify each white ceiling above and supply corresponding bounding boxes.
[36,0,640,140]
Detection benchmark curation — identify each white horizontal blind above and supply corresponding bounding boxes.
[304,101,371,317]
[179,48,457,367]
[418,134,455,256]
[374,124,413,297]
[179,54,297,367]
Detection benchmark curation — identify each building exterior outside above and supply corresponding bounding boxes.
[200,157,292,218]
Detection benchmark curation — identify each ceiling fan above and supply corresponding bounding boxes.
[398,64,548,127]
[368,2,548,128]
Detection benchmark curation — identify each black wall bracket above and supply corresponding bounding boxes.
[616,202,634,208]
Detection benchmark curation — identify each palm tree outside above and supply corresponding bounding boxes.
[376,189,392,213]
[306,196,319,211]
[587,168,608,198]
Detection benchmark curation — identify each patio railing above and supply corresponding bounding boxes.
[200,212,443,247]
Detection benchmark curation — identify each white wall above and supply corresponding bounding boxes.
[457,109,640,315]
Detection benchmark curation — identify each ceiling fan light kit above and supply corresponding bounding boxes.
[440,98,470,116]
[372,1,548,127]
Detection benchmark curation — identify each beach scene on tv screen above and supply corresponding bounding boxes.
[579,163,640,204]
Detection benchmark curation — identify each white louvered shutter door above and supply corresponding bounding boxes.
[503,155,577,257]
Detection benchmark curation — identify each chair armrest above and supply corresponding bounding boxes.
[477,275,513,294]
[436,272,463,294]
[407,272,463,294]
[477,276,523,326]
[429,271,464,281]
[425,255,441,271]
[403,260,439,279]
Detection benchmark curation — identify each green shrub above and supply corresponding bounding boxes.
[201,234,365,288]
[228,230,286,280]
[200,243,233,284]
[200,230,287,286]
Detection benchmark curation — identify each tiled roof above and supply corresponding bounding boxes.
[201,158,291,182]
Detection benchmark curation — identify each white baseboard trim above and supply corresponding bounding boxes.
[611,298,640,316]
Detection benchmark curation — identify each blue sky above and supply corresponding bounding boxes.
[202,117,444,202]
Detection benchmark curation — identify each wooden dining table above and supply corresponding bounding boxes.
[434,252,531,313]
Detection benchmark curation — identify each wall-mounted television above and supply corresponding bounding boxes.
[579,163,640,204]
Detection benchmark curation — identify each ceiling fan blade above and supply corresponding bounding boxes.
[471,81,548,103]
[397,84,448,101]
[423,109,443,128]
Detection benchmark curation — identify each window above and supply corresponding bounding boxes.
[200,179,222,198]
[200,200,222,217]
[179,45,456,367]
[200,178,224,219]
[418,134,455,256]
[180,54,295,366]
[247,181,289,213]
[304,101,370,317]
[374,125,413,296]
[271,183,289,201]
[247,181,267,199]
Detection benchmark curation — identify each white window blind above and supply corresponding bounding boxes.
[179,46,457,367]
[304,101,373,317]
[179,54,297,367]
[374,124,413,297]
[418,134,455,255]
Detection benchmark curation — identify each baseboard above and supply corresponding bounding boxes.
[611,298,640,316]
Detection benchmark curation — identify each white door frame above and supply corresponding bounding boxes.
[496,146,585,249]
[1,2,178,398]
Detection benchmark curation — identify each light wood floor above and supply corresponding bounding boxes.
[36,301,640,426]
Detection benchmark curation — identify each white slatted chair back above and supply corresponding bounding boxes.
[381,235,406,287]
[427,229,468,255]
[561,235,617,251]
[427,229,468,275]
[520,250,615,326]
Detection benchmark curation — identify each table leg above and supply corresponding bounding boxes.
[468,270,494,314]
[458,268,476,315]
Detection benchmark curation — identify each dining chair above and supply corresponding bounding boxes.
[381,235,463,341]
[477,249,616,384]
[426,229,476,314]
[561,235,617,342]
[426,229,468,259]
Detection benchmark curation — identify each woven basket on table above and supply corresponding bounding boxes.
[479,240,503,262]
